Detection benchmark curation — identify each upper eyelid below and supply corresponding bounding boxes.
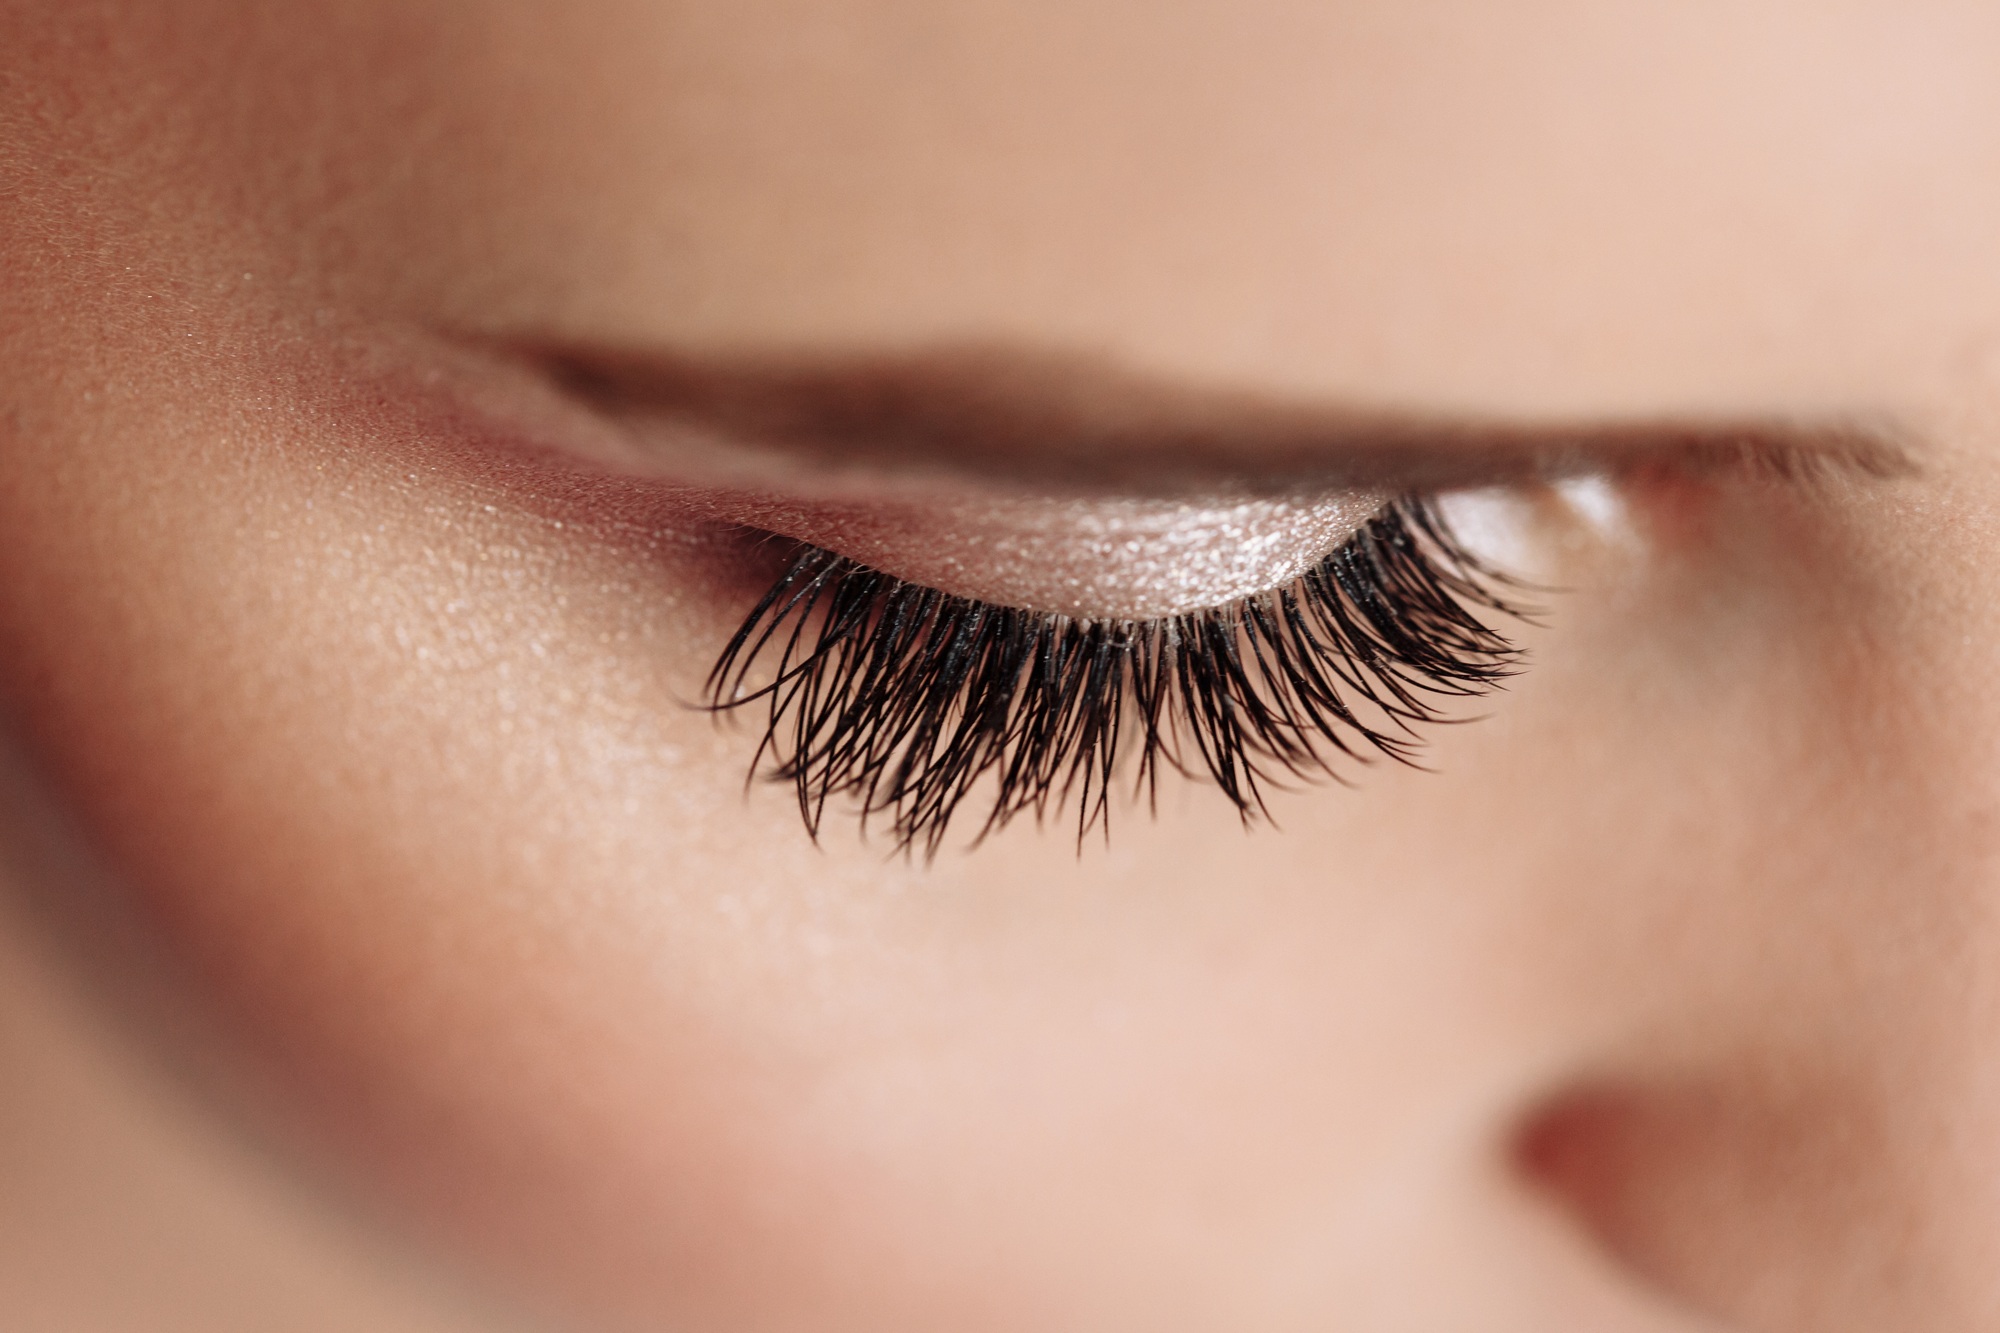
[507,337,1919,498]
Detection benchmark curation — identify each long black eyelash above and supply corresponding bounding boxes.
[705,496,1526,856]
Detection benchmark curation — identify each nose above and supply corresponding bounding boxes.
[1482,767,2000,1332]
[1510,955,2000,1331]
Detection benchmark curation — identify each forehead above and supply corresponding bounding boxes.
[25,2,2000,414]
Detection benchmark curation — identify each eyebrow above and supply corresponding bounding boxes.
[531,341,1915,496]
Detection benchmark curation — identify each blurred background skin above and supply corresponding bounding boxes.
[8,2,2000,1330]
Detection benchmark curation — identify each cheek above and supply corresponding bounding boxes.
[0,325,849,1309]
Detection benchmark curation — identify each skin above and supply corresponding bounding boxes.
[4,1,2000,1328]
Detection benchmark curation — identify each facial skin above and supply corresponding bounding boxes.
[5,2,2000,1329]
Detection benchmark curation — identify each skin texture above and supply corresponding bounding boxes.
[5,2,2000,1329]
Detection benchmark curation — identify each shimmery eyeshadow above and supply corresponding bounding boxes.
[727,492,1387,619]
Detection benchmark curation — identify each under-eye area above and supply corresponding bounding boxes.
[704,496,1527,854]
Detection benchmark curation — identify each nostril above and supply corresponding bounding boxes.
[1512,1073,1913,1333]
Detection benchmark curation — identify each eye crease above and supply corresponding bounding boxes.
[705,495,1524,854]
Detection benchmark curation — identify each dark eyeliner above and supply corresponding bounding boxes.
[705,496,1526,855]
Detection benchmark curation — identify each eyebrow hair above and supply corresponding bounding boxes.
[531,341,1915,496]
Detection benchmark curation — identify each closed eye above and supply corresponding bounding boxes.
[706,495,1525,856]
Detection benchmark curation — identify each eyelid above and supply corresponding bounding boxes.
[708,489,1391,620]
[409,332,1917,623]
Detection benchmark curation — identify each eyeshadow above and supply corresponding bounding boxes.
[718,491,1388,619]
